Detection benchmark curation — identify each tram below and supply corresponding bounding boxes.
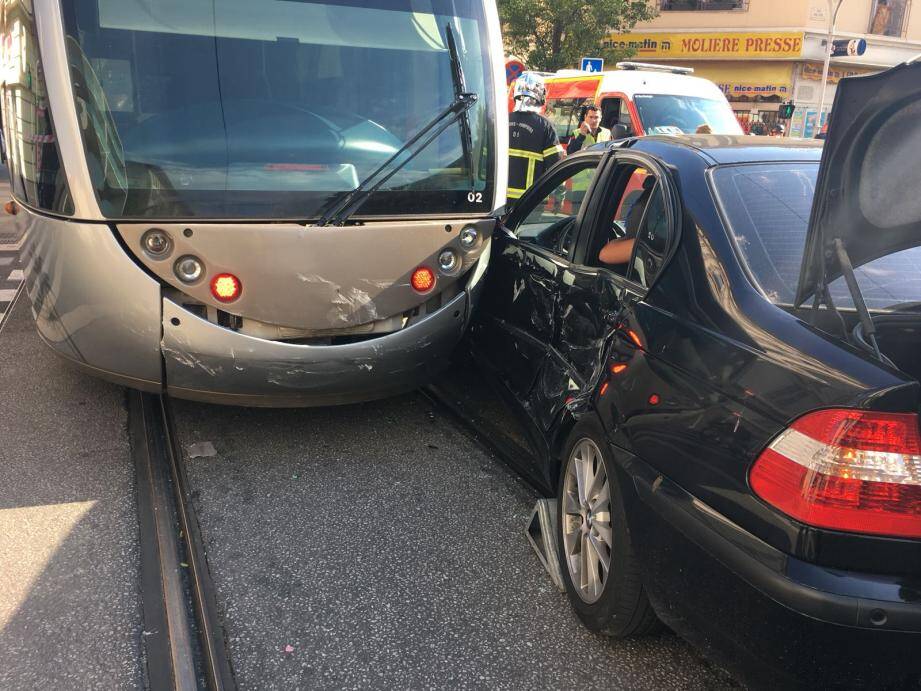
[1,0,507,405]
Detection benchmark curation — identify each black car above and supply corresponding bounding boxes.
[439,62,921,688]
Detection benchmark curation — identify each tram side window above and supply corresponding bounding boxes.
[1,3,74,215]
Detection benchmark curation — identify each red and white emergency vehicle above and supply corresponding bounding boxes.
[514,62,743,144]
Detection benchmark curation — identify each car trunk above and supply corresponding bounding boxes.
[867,315,921,383]
[789,304,921,388]
[794,60,921,399]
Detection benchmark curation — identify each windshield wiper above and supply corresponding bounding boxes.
[446,24,476,191]
[316,25,477,227]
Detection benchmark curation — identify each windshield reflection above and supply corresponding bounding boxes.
[62,0,494,219]
[634,94,742,135]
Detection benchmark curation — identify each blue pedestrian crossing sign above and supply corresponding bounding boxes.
[581,57,604,73]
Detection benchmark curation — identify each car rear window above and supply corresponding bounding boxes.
[712,162,921,310]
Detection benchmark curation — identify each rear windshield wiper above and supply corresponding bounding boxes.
[316,25,477,227]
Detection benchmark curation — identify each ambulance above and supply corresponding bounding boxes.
[534,62,743,144]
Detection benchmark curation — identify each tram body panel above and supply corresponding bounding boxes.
[161,291,469,407]
[20,208,163,389]
[116,219,492,332]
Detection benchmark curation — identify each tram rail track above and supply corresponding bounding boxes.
[129,391,236,691]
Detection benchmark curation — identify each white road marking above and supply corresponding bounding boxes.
[0,288,17,302]
[0,234,25,251]
[0,256,12,266]
[7,269,22,281]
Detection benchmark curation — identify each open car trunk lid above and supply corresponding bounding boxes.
[795,60,921,307]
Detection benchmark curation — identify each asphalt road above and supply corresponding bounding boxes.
[0,224,737,688]
[0,296,143,689]
[173,396,737,689]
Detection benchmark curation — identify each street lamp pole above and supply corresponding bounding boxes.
[817,0,845,128]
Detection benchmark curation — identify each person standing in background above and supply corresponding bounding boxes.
[507,72,564,202]
[566,105,611,154]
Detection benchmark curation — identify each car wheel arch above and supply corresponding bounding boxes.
[547,406,613,491]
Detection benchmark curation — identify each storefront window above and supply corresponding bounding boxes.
[868,0,910,37]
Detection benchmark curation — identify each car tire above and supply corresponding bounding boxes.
[556,420,659,637]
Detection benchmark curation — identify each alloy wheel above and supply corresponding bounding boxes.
[561,438,613,603]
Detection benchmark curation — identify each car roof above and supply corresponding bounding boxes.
[625,134,824,165]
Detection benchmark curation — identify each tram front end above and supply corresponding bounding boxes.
[4,0,507,406]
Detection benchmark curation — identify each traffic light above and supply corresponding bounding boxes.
[779,102,796,119]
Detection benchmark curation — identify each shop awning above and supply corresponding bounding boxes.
[692,62,794,100]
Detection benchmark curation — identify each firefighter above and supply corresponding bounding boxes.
[508,72,564,202]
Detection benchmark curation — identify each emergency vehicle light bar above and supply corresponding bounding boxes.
[616,61,694,75]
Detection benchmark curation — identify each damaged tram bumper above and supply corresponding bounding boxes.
[21,210,492,406]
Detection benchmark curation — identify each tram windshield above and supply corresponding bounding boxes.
[61,0,495,220]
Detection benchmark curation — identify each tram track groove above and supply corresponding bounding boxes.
[160,395,237,691]
[130,391,236,691]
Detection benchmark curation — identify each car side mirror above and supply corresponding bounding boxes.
[610,123,633,139]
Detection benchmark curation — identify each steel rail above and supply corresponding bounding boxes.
[130,391,236,690]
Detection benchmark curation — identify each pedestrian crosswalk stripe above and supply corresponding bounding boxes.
[7,269,22,281]
[0,237,25,251]
[0,288,17,302]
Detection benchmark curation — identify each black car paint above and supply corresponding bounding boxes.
[438,136,921,687]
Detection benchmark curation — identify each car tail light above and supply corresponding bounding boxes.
[411,267,435,293]
[210,273,242,302]
[750,409,921,539]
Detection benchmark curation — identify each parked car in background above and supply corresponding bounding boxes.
[440,61,921,688]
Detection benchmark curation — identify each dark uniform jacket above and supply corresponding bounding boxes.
[508,111,564,200]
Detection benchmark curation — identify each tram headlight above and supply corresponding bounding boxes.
[459,225,478,250]
[174,255,204,283]
[438,249,458,273]
[142,229,172,258]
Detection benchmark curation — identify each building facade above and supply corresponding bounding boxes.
[610,0,921,136]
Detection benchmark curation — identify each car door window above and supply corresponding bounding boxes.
[600,97,634,135]
[514,162,598,259]
[582,159,674,289]
[626,182,669,289]
[585,164,655,276]
[620,99,632,126]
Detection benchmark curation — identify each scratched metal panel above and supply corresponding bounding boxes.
[118,219,493,330]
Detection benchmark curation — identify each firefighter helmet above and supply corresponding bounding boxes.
[512,72,547,112]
